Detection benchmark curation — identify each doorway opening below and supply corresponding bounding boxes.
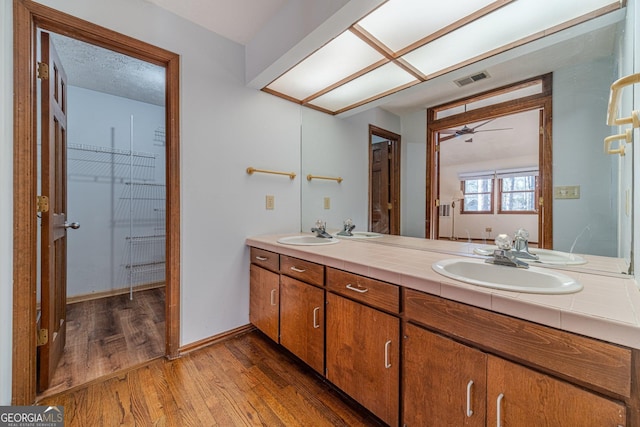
[426,74,553,248]
[37,30,168,397]
[13,0,180,405]
[369,125,401,235]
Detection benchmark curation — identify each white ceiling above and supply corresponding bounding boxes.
[143,0,287,45]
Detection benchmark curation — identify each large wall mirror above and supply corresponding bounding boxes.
[301,7,635,275]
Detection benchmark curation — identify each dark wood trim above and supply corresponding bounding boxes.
[178,324,256,356]
[12,0,38,405]
[426,74,552,248]
[369,125,401,235]
[12,0,181,404]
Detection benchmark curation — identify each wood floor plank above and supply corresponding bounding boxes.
[39,331,386,426]
[39,287,165,398]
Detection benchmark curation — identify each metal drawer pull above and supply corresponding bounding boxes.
[290,266,306,273]
[384,340,392,368]
[346,283,369,293]
[255,256,268,261]
[466,380,474,417]
[313,307,320,329]
[270,289,277,306]
[496,393,504,427]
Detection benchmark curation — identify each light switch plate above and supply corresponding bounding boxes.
[324,197,331,209]
[554,185,580,199]
[266,195,275,210]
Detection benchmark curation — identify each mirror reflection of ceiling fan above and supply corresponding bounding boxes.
[439,119,512,142]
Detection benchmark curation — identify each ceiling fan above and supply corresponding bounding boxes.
[439,119,512,142]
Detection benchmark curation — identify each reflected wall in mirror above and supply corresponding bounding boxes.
[301,7,635,274]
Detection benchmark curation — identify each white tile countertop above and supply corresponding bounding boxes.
[246,233,640,350]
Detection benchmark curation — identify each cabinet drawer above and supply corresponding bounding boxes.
[280,255,324,286]
[326,268,399,314]
[250,247,279,273]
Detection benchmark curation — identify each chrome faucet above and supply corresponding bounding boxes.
[485,234,529,268]
[311,220,333,239]
[337,218,356,236]
[512,228,539,261]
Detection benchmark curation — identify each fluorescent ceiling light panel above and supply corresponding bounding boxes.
[402,0,618,77]
[357,0,497,53]
[309,62,418,112]
[262,0,621,114]
[265,31,385,100]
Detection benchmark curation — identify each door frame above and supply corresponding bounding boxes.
[369,125,401,235]
[12,0,181,404]
[426,74,553,247]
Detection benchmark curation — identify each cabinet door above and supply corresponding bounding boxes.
[279,275,324,373]
[326,293,400,427]
[403,323,486,427]
[249,264,279,342]
[487,356,626,426]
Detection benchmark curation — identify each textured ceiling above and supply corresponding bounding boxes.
[51,33,166,106]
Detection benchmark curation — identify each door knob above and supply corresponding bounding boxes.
[64,221,80,230]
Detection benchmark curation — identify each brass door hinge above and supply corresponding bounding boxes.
[37,328,48,346]
[388,203,393,210]
[37,195,49,213]
[435,199,440,207]
[539,197,544,207]
[37,62,49,80]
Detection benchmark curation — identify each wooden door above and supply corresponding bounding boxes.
[369,125,400,235]
[279,276,324,373]
[249,264,280,342]
[403,324,486,426]
[370,141,390,234]
[487,356,626,426]
[38,31,70,392]
[326,293,400,427]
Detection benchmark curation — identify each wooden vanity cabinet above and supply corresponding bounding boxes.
[404,289,629,427]
[403,323,626,426]
[403,323,486,426]
[279,255,325,374]
[249,248,280,342]
[248,246,635,427]
[325,268,400,427]
[487,356,626,426]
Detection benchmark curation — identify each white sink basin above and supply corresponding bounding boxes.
[277,235,340,246]
[473,246,587,266]
[432,258,582,294]
[334,231,384,239]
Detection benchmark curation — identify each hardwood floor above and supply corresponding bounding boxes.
[39,287,165,398]
[38,331,387,426]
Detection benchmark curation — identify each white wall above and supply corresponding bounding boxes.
[66,86,165,297]
[0,0,13,407]
[29,0,303,347]
[301,106,400,233]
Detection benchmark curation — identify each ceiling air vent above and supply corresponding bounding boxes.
[454,71,490,87]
